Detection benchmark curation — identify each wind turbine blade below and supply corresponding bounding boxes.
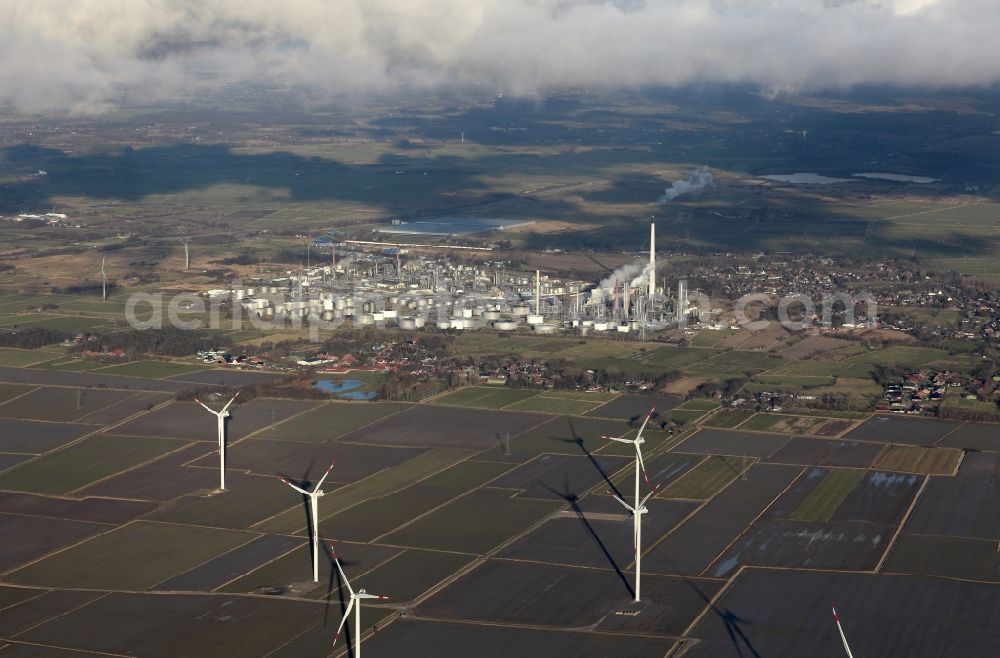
[221,391,240,413]
[602,435,633,444]
[330,544,354,596]
[635,407,655,438]
[832,603,855,658]
[640,483,662,508]
[607,491,636,513]
[315,461,336,491]
[331,599,355,648]
[279,478,308,495]
[193,398,216,414]
[357,593,389,600]
[636,445,651,487]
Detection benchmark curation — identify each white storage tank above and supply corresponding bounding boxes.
[359,313,375,325]
[493,320,518,331]
[534,323,557,334]
[616,324,630,333]
[526,314,544,325]
[593,322,609,332]
[437,320,451,330]
[484,310,501,321]
[399,317,418,330]
[383,309,398,319]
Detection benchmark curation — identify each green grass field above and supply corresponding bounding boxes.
[504,395,604,416]
[659,455,751,499]
[703,410,756,429]
[94,361,210,379]
[430,386,540,409]
[874,445,962,475]
[253,448,486,534]
[8,521,255,590]
[0,348,54,367]
[791,469,866,522]
[254,401,411,443]
[0,435,184,495]
[685,350,783,376]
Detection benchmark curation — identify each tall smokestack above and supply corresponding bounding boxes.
[535,269,541,315]
[649,222,656,299]
[624,280,630,318]
[331,244,336,269]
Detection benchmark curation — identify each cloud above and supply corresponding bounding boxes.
[2,0,999,113]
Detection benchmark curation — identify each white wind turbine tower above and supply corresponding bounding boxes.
[832,603,855,658]
[331,543,389,658]
[281,461,335,583]
[194,392,239,491]
[100,257,108,302]
[605,407,657,602]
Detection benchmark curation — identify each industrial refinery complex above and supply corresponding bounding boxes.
[224,223,695,336]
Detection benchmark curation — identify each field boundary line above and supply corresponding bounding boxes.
[697,465,808,578]
[65,440,199,497]
[874,474,928,574]
[3,591,112,640]
[931,420,967,447]
[0,385,41,409]
[0,393,178,483]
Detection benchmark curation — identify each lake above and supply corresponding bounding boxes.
[759,173,850,184]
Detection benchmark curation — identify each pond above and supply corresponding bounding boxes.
[312,379,376,400]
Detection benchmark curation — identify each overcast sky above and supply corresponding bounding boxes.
[2,0,998,113]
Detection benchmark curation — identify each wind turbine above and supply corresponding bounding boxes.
[832,602,855,658]
[604,407,657,602]
[100,257,108,302]
[179,237,191,271]
[331,543,389,658]
[193,392,239,491]
[281,461,335,583]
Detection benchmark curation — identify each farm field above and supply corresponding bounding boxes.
[0,340,998,655]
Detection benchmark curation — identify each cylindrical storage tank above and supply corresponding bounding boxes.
[235,289,247,300]
[399,317,417,330]
[335,298,347,310]
[255,299,269,309]
[593,322,609,332]
[245,287,256,296]
[437,320,451,330]
[512,305,530,316]
[414,316,426,328]
[323,299,335,311]
[383,309,398,319]
[616,324,630,333]
[527,314,544,325]
[493,320,518,331]
[343,307,355,317]
[534,323,557,334]
[372,312,385,322]
[359,313,375,325]
[450,319,465,330]
[484,310,501,321]
[630,320,639,331]
[578,327,590,337]
[462,308,473,318]
[581,320,594,328]
[321,311,335,321]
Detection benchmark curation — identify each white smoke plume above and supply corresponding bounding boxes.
[2,1,1000,114]
[658,166,715,204]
